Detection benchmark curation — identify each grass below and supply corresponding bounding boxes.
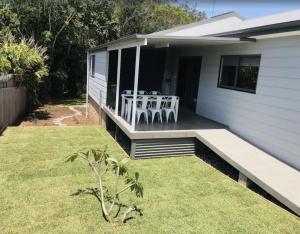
[0,126,299,233]
[51,95,86,106]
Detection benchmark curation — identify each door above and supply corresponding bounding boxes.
[176,57,201,111]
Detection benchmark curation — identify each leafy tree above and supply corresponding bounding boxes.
[114,0,205,35]
[2,0,205,100]
[7,0,120,98]
[0,37,48,107]
[66,147,143,224]
[0,7,20,41]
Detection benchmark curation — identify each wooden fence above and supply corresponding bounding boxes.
[0,74,15,88]
[0,87,26,127]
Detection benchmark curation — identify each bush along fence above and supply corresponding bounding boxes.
[0,75,26,129]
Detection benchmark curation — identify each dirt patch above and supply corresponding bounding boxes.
[20,105,99,126]
[63,107,99,126]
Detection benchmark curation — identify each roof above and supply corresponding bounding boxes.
[88,8,300,52]
[213,9,300,37]
[228,8,300,32]
[154,8,300,37]
[149,11,244,37]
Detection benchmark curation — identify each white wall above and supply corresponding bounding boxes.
[88,50,108,106]
[172,35,300,170]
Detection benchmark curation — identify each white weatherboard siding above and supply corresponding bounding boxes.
[88,50,108,106]
[174,35,300,170]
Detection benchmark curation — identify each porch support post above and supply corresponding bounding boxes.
[131,45,141,130]
[115,49,122,115]
[238,172,249,187]
[85,51,90,118]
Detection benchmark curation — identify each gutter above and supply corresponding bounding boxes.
[210,20,300,38]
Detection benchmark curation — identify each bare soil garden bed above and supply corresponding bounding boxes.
[20,105,98,126]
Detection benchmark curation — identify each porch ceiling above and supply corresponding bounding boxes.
[88,34,252,52]
[145,35,249,47]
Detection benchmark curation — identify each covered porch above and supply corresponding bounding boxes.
[103,35,246,132]
[98,35,245,157]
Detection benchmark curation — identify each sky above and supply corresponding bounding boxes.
[186,0,300,19]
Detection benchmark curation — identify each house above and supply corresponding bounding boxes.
[86,10,300,215]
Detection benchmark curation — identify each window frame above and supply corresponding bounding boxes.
[218,54,261,94]
[90,54,96,77]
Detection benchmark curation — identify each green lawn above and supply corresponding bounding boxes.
[51,95,86,106]
[0,126,299,233]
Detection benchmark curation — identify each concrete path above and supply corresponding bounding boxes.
[53,106,82,126]
[195,129,300,216]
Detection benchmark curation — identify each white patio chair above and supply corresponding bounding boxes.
[122,90,133,119]
[162,96,179,123]
[138,90,147,95]
[122,90,133,95]
[136,91,147,108]
[124,100,131,120]
[148,96,163,123]
[149,91,161,95]
[136,96,149,124]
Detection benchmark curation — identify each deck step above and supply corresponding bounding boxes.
[195,129,300,216]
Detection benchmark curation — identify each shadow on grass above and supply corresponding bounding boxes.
[12,107,51,126]
[197,142,239,181]
[17,109,51,125]
[31,110,51,120]
[71,187,143,223]
[247,181,298,216]
[0,126,6,136]
[52,97,85,106]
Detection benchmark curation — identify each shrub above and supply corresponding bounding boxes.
[0,37,48,107]
[66,147,143,225]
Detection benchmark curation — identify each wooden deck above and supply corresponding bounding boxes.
[102,105,300,216]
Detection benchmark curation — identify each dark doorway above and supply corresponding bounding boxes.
[176,56,202,111]
[107,47,166,111]
[118,47,166,93]
[107,50,118,109]
[138,48,166,91]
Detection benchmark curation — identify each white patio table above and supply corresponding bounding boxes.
[120,94,179,123]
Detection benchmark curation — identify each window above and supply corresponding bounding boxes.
[218,55,261,93]
[90,55,95,77]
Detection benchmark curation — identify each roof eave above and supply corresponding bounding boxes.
[87,34,147,53]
